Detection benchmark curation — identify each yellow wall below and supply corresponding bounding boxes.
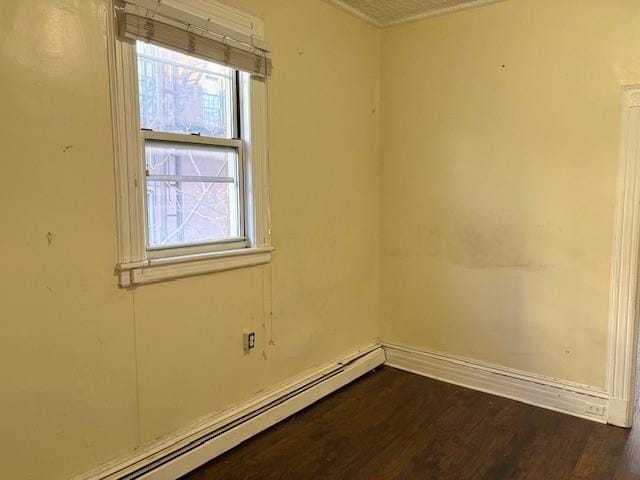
[380,0,640,388]
[4,0,640,477]
[0,0,380,478]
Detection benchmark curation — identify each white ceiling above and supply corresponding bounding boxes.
[326,0,505,27]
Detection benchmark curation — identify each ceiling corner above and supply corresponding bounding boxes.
[325,0,508,28]
[324,0,385,28]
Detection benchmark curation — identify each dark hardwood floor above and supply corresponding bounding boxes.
[183,365,640,480]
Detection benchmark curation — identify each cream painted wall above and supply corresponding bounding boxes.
[380,0,640,388]
[4,0,639,477]
[0,0,380,478]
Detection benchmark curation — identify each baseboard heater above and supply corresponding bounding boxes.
[82,346,385,480]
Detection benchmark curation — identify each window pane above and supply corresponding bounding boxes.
[145,141,242,248]
[136,41,235,138]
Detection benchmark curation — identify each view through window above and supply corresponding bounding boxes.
[136,41,243,249]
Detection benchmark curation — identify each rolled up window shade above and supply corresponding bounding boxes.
[117,5,272,78]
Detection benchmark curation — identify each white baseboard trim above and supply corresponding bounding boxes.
[74,344,385,480]
[607,397,633,427]
[382,341,610,423]
[74,340,619,480]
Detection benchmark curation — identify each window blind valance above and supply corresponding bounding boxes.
[117,1,272,78]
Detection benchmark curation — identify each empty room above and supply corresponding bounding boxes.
[3,0,640,478]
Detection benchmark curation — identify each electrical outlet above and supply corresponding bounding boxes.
[243,331,256,353]
[585,403,605,417]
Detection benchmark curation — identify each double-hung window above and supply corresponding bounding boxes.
[139,43,244,254]
[109,0,273,287]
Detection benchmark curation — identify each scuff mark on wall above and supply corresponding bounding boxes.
[415,216,558,271]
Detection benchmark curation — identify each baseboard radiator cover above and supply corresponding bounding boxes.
[382,341,610,424]
[75,345,385,480]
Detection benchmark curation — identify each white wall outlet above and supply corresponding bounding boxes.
[585,403,605,417]
[243,331,256,353]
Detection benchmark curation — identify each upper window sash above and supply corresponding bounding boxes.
[135,40,240,139]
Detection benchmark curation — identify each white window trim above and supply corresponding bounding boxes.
[106,0,272,287]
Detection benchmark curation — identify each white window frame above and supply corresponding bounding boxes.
[107,0,272,287]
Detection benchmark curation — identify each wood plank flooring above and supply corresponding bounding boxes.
[182,366,640,480]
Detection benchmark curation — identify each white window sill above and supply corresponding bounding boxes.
[118,246,274,287]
